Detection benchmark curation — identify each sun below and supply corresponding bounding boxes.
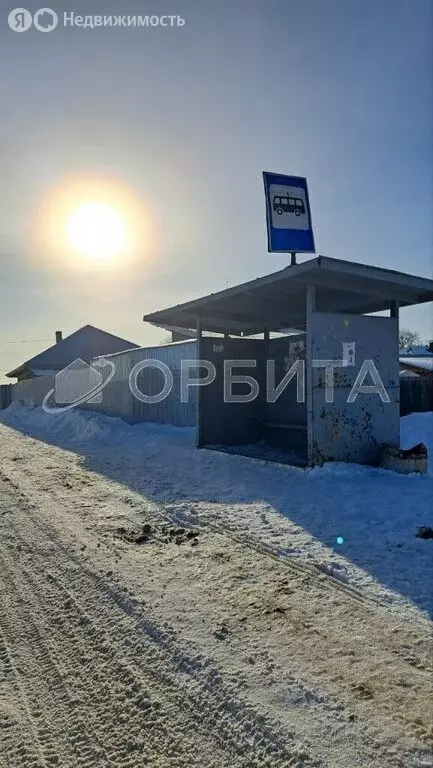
[34,176,153,273]
[66,201,127,259]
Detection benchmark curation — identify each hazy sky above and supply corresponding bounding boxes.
[1,0,432,381]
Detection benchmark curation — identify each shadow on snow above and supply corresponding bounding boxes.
[2,407,432,619]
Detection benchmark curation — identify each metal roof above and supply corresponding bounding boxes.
[6,325,139,379]
[143,256,433,336]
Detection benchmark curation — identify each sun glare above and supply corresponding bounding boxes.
[66,201,126,259]
[34,176,154,274]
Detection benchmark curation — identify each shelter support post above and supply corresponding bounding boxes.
[196,316,203,448]
[306,285,316,466]
[264,327,270,373]
[389,300,399,319]
[390,301,400,381]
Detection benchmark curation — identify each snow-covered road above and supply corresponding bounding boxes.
[0,405,432,767]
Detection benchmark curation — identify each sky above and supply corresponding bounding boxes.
[1,0,432,381]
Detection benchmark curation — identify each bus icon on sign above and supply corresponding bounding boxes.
[273,195,305,216]
[268,183,310,231]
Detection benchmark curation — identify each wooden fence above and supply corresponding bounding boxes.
[400,376,433,416]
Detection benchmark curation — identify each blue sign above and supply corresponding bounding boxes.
[263,172,315,253]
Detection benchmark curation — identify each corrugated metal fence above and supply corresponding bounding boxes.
[91,341,198,426]
[8,341,198,428]
[0,384,12,410]
[11,376,54,407]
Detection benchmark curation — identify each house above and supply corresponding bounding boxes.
[6,325,139,382]
[400,343,433,357]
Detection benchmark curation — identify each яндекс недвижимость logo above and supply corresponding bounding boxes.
[7,9,186,31]
[8,8,58,32]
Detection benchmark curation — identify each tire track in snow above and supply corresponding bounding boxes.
[162,500,372,606]
[0,475,321,768]
[0,629,47,768]
[0,551,108,768]
[1,451,430,767]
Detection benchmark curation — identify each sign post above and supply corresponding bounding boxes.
[263,172,315,261]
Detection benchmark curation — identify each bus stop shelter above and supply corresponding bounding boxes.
[144,256,433,467]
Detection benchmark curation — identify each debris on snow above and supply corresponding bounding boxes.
[380,442,428,474]
[415,526,433,540]
[115,522,200,547]
[316,561,350,583]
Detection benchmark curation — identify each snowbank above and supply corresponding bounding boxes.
[401,411,433,465]
[1,404,432,623]
[2,401,192,448]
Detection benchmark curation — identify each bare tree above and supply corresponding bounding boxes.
[399,329,422,351]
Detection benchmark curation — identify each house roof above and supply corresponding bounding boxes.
[143,256,433,336]
[6,325,139,379]
[400,345,433,357]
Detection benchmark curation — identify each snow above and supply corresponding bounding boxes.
[1,404,432,768]
[399,357,433,372]
[1,403,432,623]
[401,411,433,458]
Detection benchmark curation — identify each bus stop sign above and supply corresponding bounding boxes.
[263,172,315,253]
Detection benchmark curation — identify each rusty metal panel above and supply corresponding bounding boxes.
[308,312,399,465]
